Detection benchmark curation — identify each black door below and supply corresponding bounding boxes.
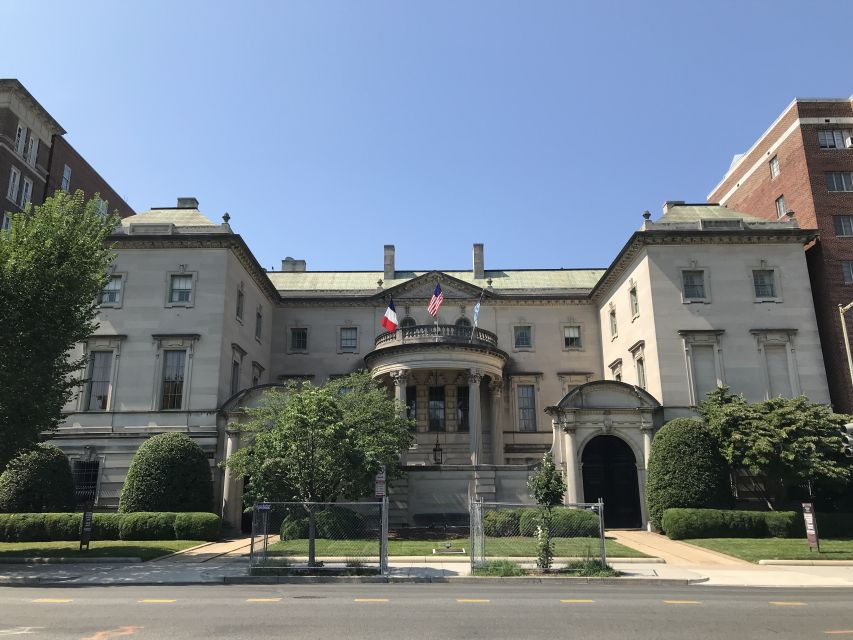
[581,435,642,529]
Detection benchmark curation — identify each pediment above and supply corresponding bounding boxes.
[375,271,489,301]
[556,380,661,410]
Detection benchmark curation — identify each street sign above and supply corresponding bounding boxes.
[374,467,386,497]
[79,507,94,551]
[802,502,820,552]
[256,502,271,511]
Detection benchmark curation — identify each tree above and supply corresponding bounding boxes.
[527,452,565,569]
[645,418,730,530]
[0,191,117,470]
[0,444,76,512]
[226,371,413,564]
[119,433,213,513]
[698,387,852,508]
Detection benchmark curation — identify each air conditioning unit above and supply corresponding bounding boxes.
[846,136,853,149]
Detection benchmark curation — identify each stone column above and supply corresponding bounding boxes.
[640,423,654,530]
[563,427,579,504]
[468,370,483,466]
[641,424,654,467]
[490,378,503,465]
[390,370,409,464]
[221,428,243,531]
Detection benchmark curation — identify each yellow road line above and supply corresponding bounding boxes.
[663,600,701,605]
[769,601,806,606]
[353,598,388,603]
[31,598,72,603]
[561,599,595,603]
[138,599,176,603]
[246,598,282,603]
[457,599,490,603]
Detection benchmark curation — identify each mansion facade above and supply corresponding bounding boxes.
[53,199,830,529]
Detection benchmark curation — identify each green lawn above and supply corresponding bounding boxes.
[685,538,853,563]
[0,540,203,561]
[265,537,646,558]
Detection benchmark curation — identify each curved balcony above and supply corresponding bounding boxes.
[375,324,498,349]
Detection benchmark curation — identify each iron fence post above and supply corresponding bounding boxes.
[598,498,607,567]
[249,503,256,566]
[380,496,389,575]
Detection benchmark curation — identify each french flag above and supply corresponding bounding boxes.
[381,299,399,331]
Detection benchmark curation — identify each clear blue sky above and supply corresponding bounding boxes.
[4,1,853,272]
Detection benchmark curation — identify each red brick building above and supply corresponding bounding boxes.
[708,97,853,411]
[0,79,133,228]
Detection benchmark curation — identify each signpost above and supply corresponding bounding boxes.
[802,502,820,553]
[374,466,386,498]
[79,505,94,551]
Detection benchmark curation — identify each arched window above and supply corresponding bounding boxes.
[455,317,472,327]
[400,317,416,328]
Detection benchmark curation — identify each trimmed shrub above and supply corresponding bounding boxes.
[519,509,540,536]
[484,509,520,537]
[661,508,802,540]
[92,513,123,540]
[550,508,600,537]
[119,512,177,540]
[43,513,81,540]
[0,445,76,513]
[119,433,213,513]
[315,507,366,539]
[817,513,853,538]
[280,515,309,540]
[174,512,220,540]
[646,418,730,531]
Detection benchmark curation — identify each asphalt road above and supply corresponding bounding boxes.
[0,584,851,639]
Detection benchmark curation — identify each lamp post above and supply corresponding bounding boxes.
[839,302,853,389]
[433,435,443,465]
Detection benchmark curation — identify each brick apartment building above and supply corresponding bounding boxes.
[0,78,133,228]
[708,97,853,412]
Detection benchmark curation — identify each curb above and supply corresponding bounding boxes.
[243,556,663,564]
[222,575,708,586]
[0,557,142,564]
[758,559,853,566]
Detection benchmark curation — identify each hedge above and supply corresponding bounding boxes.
[119,433,213,513]
[483,508,599,538]
[0,512,220,542]
[661,508,853,540]
[645,418,730,530]
[0,445,76,513]
[278,507,366,540]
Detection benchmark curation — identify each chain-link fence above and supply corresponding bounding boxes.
[250,500,388,573]
[470,499,606,569]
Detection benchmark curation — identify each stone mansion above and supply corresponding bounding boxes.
[53,198,830,529]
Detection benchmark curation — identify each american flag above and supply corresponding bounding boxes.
[427,283,443,317]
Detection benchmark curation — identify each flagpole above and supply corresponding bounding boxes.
[470,288,485,343]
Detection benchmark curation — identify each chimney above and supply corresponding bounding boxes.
[473,243,485,280]
[384,245,395,281]
[662,200,685,216]
[177,197,199,209]
[281,257,307,272]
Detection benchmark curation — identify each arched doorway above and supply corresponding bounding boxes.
[581,435,642,529]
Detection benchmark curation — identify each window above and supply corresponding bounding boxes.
[818,129,852,149]
[236,289,244,320]
[399,317,416,328]
[563,325,582,349]
[844,261,853,284]
[255,308,263,341]
[691,344,718,403]
[513,325,532,349]
[251,362,263,386]
[765,345,792,397]
[19,178,32,208]
[455,317,472,327]
[752,269,776,298]
[100,275,123,305]
[517,384,536,432]
[682,270,706,300]
[230,359,241,396]
[775,195,787,218]
[72,460,100,504]
[61,164,72,191]
[14,123,27,155]
[609,309,617,337]
[95,198,108,217]
[769,155,780,178]
[753,329,799,399]
[169,274,193,304]
[609,359,623,382]
[629,287,639,317]
[160,350,187,409]
[456,385,469,432]
[635,356,646,389]
[24,135,37,166]
[6,167,20,203]
[85,351,113,411]
[826,172,853,192]
[339,326,357,352]
[428,386,445,432]
[406,386,417,425]
[835,215,853,237]
[290,327,308,352]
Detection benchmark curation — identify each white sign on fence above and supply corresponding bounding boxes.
[374,467,386,497]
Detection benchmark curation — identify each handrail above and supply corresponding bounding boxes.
[375,324,498,348]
